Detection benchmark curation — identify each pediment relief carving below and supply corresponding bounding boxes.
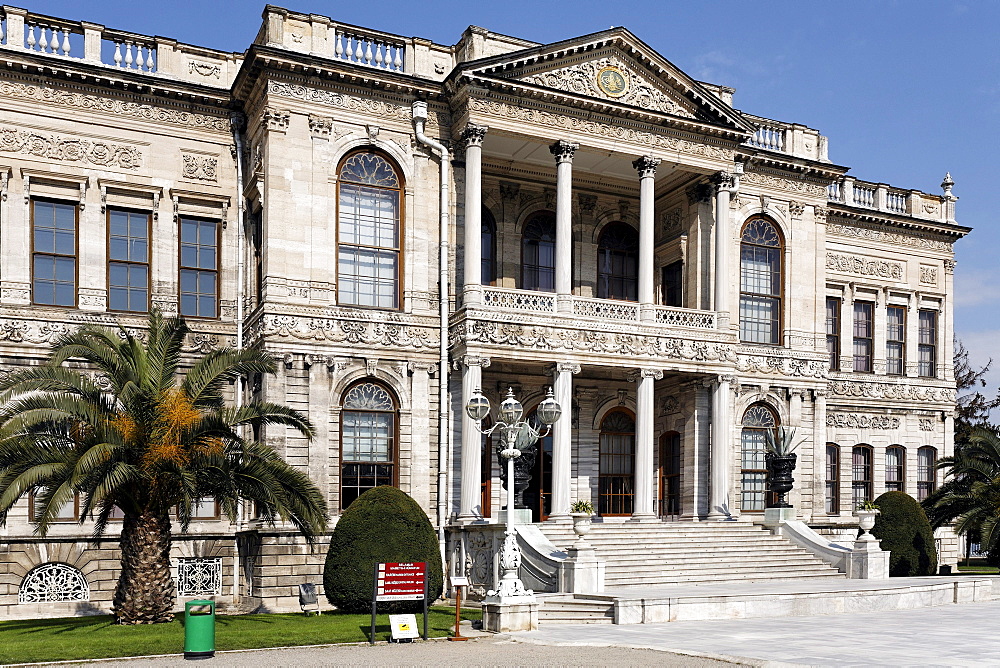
[513,53,697,119]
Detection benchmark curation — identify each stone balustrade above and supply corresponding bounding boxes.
[0,6,241,87]
[479,286,717,330]
[828,175,953,222]
[742,113,829,162]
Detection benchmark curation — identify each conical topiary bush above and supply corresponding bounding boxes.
[323,486,443,613]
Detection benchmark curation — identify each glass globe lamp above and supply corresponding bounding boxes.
[465,388,491,422]
[498,387,523,425]
[535,387,562,425]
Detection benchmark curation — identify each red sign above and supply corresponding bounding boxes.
[375,562,427,602]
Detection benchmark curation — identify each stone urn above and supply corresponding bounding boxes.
[854,509,880,541]
[765,453,797,508]
[569,512,593,550]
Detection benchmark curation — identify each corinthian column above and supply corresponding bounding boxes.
[547,361,580,521]
[708,374,734,520]
[633,156,660,320]
[713,171,738,328]
[628,367,663,521]
[550,140,578,312]
[462,124,488,307]
[458,354,491,521]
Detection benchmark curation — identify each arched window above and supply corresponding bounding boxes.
[340,381,397,509]
[482,207,497,286]
[599,410,636,516]
[741,404,778,512]
[885,445,906,492]
[597,222,639,301]
[825,443,840,514]
[918,446,937,500]
[19,562,90,603]
[739,217,782,344]
[337,150,402,309]
[521,211,556,292]
[852,445,873,506]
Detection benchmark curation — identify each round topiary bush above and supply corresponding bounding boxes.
[323,486,443,613]
[870,491,938,576]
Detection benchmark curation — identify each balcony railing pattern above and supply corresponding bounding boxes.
[334,29,405,72]
[479,287,717,330]
[885,189,907,214]
[828,176,948,221]
[747,124,786,152]
[853,182,876,208]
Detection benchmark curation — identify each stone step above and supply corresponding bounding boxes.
[605,571,845,586]
[603,556,833,569]
[537,597,615,624]
[560,540,811,552]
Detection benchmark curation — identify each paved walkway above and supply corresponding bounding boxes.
[519,599,1000,666]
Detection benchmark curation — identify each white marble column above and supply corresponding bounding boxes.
[458,354,491,521]
[629,367,663,521]
[633,156,660,320]
[713,171,738,328]
[462,124,488,307]
[550,140,578,312]
[548,361,580,521]
[708,374,734,520]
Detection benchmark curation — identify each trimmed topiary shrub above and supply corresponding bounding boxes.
[323,486,443,613]
[870,491,938,576]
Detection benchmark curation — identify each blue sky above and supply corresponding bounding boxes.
[23,0,1000,390]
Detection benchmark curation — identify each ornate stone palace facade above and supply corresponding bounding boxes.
[0,6,968,617]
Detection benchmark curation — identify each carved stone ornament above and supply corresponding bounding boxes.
[181,153,218,182]
[0,81,229,131]
[549,139,579,163]
[686,183,712,204]
[740,169,827,197]
[268,81,414,124]
[188,61,221,79]
[499,181,520,201]
[519,56,694,118]
[944,259,956,274]
[578,193,598,214]
[468,97,733,161]
[919,418,934,431]
[462,124,488,147]
[0,127,141,169]
[826,252,903,280]
[826,221,952,251]
[829,379,957,403]
[262,108,290,132]
[789,201,806,217]
[919,266,938,285]
[826,413,900,430]
[633,155,660,179]
[660,207,682,237]
[248,313,435,350]
[308,115,333,137]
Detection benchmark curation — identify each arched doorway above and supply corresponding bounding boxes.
[523,411,552,523]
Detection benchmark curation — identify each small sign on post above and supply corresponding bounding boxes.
[370,562,428,644]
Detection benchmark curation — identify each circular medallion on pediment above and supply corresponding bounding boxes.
[596,66,629,98]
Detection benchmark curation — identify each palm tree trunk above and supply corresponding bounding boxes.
[113,509,175,624]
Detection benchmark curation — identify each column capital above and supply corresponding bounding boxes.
[626,368,664,382]
[549,140,579,164]
[632,155,661,179]
[686,182,712,204]
[499,180,520,202]
[461,123,488,147]
[546,361,581,376]
[456,354,491,370]
[712,171,738,194]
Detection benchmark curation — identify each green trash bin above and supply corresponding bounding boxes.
[183,600,216,660]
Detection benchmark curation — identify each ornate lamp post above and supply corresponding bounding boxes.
[466,386,561,598]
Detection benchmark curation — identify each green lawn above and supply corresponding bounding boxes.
[0,606,482,664]
[957,563,1000,574]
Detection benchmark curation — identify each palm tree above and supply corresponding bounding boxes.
[923,425,1000,560]
[0,310,327,624]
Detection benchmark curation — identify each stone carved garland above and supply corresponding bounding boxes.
[0,317,229,352]
[826,413,900,430]
[250,313,435,350]
[520,56,693,118]
[0,127,142,169]
[467,97,734,161]
[0,81,228,131]
[826,252,903,280]
[268,81,414,123]
[829,379,956,403]
[188,61,221,79]
[740,170,827,197]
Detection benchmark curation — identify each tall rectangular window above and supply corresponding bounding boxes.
[108,209,149,312]
[885,446,905,492]
[825,443,840,514]
[852,445,873,507]
[826,297,841,371]
[179,217,219,318]
[886,306,905,375]
[918,447,937,500]
[919,310,938,377]
[662,261,683,307]
[853,301,874,372]
[32,200,77,307]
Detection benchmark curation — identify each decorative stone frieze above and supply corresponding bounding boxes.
[826,413,900,429]
[740,169,827,197]
[181,153,218,181]
[825,221,952,251]
[268,80,414,123]
[826,252,904,280]
[188,61,222,79]
[919,266,938,285]
[0,127,142,169]
[519,56,694,118]
[919,418,935,431]
[735,351,828,378]
[249,313,435,350]
[0,81,229,131]
[467,98,734,161]
[828,379,956,403]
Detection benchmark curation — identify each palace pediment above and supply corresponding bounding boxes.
[460,28,754,135]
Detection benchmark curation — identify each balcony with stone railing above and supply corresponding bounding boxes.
[742,113,830,163]
[826,174,956,223]
[0,6,242,88]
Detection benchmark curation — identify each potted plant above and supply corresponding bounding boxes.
[764,427,803,508]
[854,500,880,538]
[569,500,595,547]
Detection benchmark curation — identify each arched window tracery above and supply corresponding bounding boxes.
[741,403,778,512]
[739,217,782,344]
[340,380,398,509]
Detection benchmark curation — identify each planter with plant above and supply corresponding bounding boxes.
[568,500,595,548]
[764,427,804,508]
[854,500,880,538]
